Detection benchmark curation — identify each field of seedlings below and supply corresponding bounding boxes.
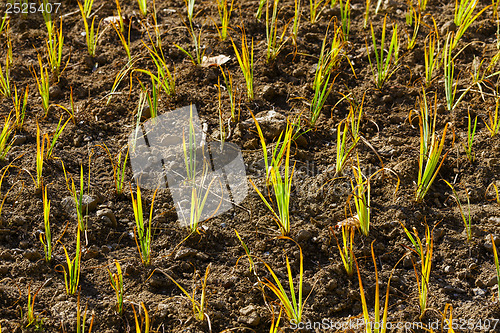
[1,0,500,332]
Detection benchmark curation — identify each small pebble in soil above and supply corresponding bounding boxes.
[292,68,305,77]
[388,137,403,146]
[222,277,235,289]
[444,265,455,274]
[238,305,261,327]
[375,243,385,252]
[23,250,42,261]
[458,270,471,280]
[61,195,100,215]
[468,263,478,271]
[326,279,338,291]
[488,216,500,226]
[388,115,404,124]
[148,274,170,289]
[260,85,276,101]
[97,208,117,228]
[12,135,26,146]
[486,275,498,287]
[391,275,401,285]
[477,275,498,288]
[483,234,500,252]
[74,134,83,147]
[243,138,258,149]
[0,265,9,275]
[83,245,100,260]
[434,228,445,242]
[388,228,399,239]
[196,251,209,260]
[331,263,344,275]
[473,287,486,297]
[49,85,62,99]
[174,247,198,260]
[440,21,457,35]
[488,158,500,168]
[124,264,139,277]
[443,285,466,294]
[351,2,363,10]
[101,245,111,254]
[436,103,446,114]
[296,229,312,242]
[241,110,286,141]
[403,256,413,269]
[12,215,27,226]
[302,282,313,295]
[104,329,119,333]
[100,216,113,227]
[323,7,338,17]
[156,303,169,318]
[0,250,14,261]
[383,0,398,11]
[304,33,319,43]
[381,95,393,104]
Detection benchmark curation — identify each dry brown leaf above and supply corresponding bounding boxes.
[103,16,122,26]
[201,55,230,68]
[335,214,360,229]
[103,16,141,30]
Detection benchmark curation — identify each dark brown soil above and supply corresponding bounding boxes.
[1,0,500,332]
